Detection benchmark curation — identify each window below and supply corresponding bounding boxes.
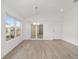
[16,21,21,37]
[5,16,21,41]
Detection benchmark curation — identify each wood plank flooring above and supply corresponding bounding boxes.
[2,39,78,59]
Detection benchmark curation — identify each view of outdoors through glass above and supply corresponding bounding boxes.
[5,16,21,41]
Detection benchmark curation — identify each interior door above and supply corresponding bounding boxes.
[31,24,36,38]
[31,24,43,39]
[37,24,43,38]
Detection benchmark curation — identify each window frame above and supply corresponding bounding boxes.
[5,15,22,41]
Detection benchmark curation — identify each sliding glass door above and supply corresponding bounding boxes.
[31,24,36,38]
[31,24,43,39]
[37,24,43,38]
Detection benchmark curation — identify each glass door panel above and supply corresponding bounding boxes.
[31,24,43,39]
[37,24,43,38]
[31,24,36,38]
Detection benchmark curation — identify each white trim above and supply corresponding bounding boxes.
[5,16,22,42]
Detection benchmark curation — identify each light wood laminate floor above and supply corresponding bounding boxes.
[2,39,78,59]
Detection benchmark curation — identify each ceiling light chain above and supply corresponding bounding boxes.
[32,6,40,25]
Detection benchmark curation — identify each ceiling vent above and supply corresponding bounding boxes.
[73,0,78,3]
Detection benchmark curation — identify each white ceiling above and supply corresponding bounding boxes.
[2,0,77,20]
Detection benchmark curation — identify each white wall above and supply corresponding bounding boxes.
[1,3,25,58]
[23,14,63,40]
[62,3,78,46]
[22,22,31,39]
[41,21,62,39]
[23,3,78,46]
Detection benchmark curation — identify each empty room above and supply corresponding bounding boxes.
[1,0,78,59]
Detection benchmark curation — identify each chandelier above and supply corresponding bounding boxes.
[32,6,40,25]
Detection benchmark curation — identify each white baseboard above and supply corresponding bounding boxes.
[61,38,78,46]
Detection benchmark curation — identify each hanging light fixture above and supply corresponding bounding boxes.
[32,22,40,25]
[32,6,40,25]
[35,6,38,22]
